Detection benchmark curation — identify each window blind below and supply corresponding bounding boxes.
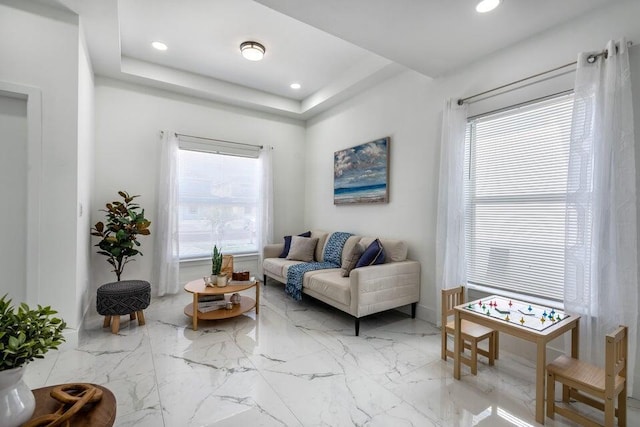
[464,94,574,301]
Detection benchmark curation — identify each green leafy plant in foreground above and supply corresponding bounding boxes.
[91,191,151,281]
[0,295,66,371]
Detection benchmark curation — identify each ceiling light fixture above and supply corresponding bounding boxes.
[290,83,301,90]
[151,41,168,51]
[476,0,501,13]
[240,41,265,61]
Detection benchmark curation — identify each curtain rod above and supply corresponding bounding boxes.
[457,40,633,106]
[174,132,263,150]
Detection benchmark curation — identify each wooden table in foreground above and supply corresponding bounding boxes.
[453,295,580,425]
[183,278,259,331]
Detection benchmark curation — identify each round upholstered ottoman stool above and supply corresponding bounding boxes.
[97,280,151,334]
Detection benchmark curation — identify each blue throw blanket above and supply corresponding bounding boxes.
[285,232,352,300]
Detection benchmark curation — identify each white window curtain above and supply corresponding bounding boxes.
[257,145,274,277]
[152,132,180,296]
[564,39,637,393]
[436,99,468,323]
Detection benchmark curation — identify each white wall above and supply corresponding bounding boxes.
[93,78,306,293]
[75,22,95,328]
[306,0,640,323]
[0,94,27,303]
[0,2,82,329]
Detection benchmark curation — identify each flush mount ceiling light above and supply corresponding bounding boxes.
[240,41,265,61]
[290,83,301,90]
[151,41,168,51]
[476,0,501,13]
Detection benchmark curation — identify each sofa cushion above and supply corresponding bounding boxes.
[341,236,363,265]
[311,230,329,261]
[264,258,304,279]
[356,238,385,268]
[287,236,318,262]
[305,270,351,306]
[359,237,408,262]
[279,231,311,258]
[341,242,364,277]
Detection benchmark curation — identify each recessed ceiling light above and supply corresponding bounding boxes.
[152,41,168,51]
[476,0,501,13]
[290,83,301,90]
[240,41,266,61]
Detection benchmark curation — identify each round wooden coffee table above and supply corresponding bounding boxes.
[184,278,259,331]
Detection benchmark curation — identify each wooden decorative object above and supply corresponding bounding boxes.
[23,383,116,427]
[232,271,250,281]
[221,255,233,277]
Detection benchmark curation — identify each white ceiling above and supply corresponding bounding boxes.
[61,0,617,119]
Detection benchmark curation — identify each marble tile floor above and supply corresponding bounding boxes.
[25,282,639,426]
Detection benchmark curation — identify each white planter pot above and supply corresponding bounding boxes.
[216,275,228,287]
[0,366,35,427]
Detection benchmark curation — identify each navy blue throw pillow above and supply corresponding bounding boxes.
[279,231,312,258]
[355,238,385,268]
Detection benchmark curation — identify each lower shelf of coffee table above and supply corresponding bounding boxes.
[184,296,256,320]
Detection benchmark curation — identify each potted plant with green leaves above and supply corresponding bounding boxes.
[0,295,66,426]
[91,191,151,281]
[211,245,227,287]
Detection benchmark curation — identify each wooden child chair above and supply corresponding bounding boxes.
[441,286,498,375]
[546,325,628,426]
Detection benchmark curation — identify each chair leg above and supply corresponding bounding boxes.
[441,330,448,361]
[471,341,478,375]
[263,274,267,286]
[546,371,555,419]
[355,318,360,336]
[411,302,416,318]
[605,396,615,426]
[103,315,111,328]
[111,316,120,334]
[619,387,627,426]
[130,312,136,321]
[137,310,146,326]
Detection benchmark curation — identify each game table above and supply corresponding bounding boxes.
[453,295,580,425]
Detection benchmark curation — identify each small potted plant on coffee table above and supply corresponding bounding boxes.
[211,245,227,287]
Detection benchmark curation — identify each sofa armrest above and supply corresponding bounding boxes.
[349,260,421,317]
[263,243,284,260]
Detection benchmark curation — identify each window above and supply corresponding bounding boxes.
[177,140,260,260]
[464,94,575,301]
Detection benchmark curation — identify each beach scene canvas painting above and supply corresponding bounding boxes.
[334,137,389,205]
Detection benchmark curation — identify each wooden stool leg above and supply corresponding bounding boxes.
[103,316,111,328]
[111,316,120,334]
[137,310,145,326]
[130,313,136,321]
[546,371,555,418]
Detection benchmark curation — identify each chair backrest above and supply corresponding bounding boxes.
[605,325,628,389]
[441,286,465,326]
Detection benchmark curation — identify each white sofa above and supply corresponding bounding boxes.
[262,231,420,335]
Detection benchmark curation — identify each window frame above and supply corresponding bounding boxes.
[176,136,261,260]
[463,92,576,303]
